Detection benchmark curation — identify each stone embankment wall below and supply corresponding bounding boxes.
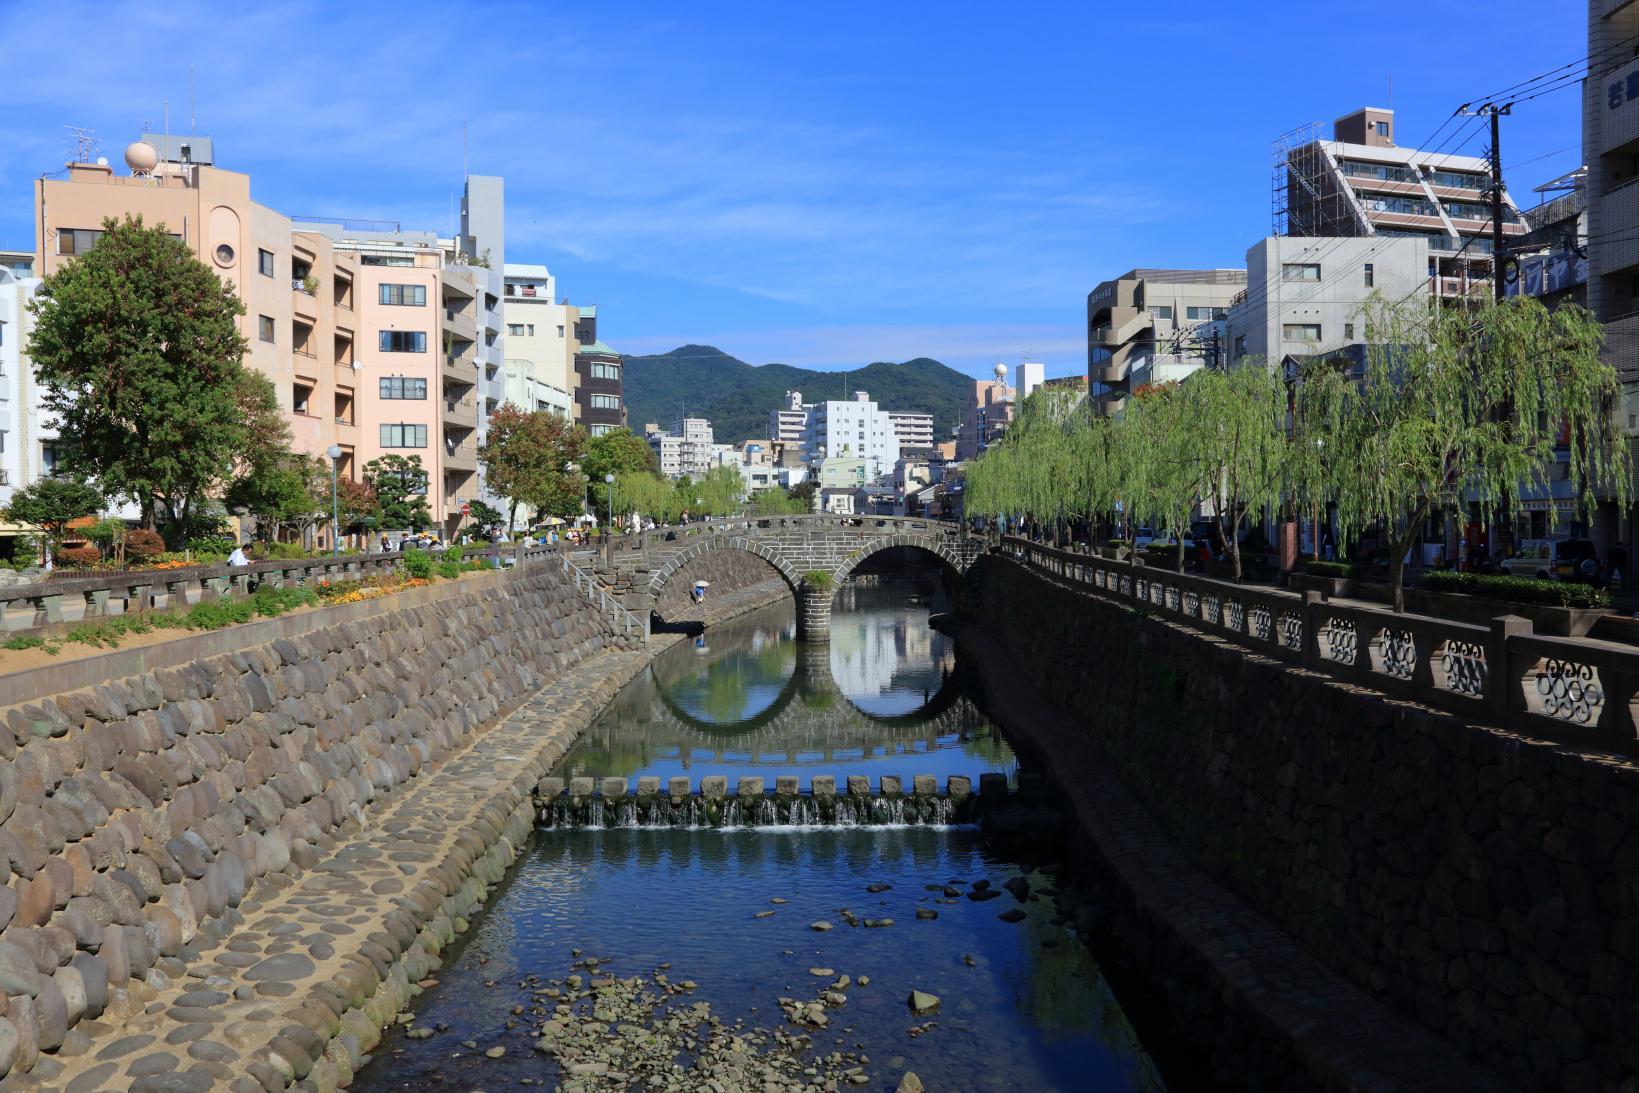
[0,564,630,1084]
[972,555,1639,1093]
[654,550,790,618]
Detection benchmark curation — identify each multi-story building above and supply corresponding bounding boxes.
[1224,235,1430,368]
[769,390,809,463]
[453,177,508,514]
[1085,269,1248,415]
[955,373,1014,461]
[1505,169,1586,310]
[501,263,579,416]
[573,308,625,434]
[802,391,899,479]
[646,417,715,478]
[0,261,36,510]
[1275,107,1526,300]
[887,410,935,453]
[35,143,364,497]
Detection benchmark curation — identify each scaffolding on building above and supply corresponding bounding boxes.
[1271,122,1356,238]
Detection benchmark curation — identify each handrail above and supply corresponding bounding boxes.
[998,535,1639,759]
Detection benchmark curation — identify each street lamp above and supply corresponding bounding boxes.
[604,473,616,567]
[326,445,343,557]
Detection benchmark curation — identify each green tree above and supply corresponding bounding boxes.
[1120,383,1199,570]
[27,215,280,547]
[225,453,329,545]
[364,455,434,532]
[1303,295,1629,611]
[788,478,818,511]
[478,404,587,529]
[696,465,746,516]
[582,427,657,482]
[749,488,804,516]
[3,477,105,565]
[337,477,380,537]
[464,499,505,537]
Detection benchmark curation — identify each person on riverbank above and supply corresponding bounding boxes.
[227,542,251,567]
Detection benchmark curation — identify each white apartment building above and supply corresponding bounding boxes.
[1016,361,1044,400]
[646,417,716,478]
[769,390,808,459]
[804,392,900,481]
[0,265,35,508]
[502,262,579,410]
[887,410,935,452]
[1225,235,1430,368]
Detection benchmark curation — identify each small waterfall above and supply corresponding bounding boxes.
[535,785,985,831]
[616,800,638,828]
[587,798,605,829]
[720,798,742,829]
[834,799,858,826]
[788,797,815,826]
[754,798,778,826]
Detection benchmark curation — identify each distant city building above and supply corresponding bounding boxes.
[769,390,809,454]
[1086,270,1248,417]
[573,308,625,435]
[501,263,577,417]
[1015,361,1044,400]
[646,417,715,478]
[1506,169,1586,309]
[956,366,1018,461]
[887,410,935,452]
[0,265,38,519]
[802,392,899,480]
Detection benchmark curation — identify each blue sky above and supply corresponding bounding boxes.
[0,1,1584,379]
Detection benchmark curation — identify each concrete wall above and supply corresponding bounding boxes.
[973,555,1639,1092]
[0,562,627,1079]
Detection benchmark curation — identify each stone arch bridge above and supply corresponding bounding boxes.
[576,515,984,640]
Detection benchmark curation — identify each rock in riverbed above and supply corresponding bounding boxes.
[907,990,940,1014]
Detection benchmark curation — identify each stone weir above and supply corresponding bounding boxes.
[533,773,1009,829]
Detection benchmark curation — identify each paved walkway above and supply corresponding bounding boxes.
[954,621,1518,1093]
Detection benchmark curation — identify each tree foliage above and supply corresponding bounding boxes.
[581,428,657,482]
[478,404,586,528]
[224,453,329,544]
[27,215,286,546]
[364,455,433,532]
[3,477,105,564]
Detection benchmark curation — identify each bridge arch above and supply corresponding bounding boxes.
[646,535,805,602]
[828,534,969,591]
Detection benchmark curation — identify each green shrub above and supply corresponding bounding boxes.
[401,548,433,580]
[188,536,235,556]
[1304,560,1361,579]
[802,570,833,593]
[57,544,101,567]
[263,541,311,560]
[248,585,318,617]
[2,635,46,651]
[124,529,166,561]
[1420,570,1610,609]
[434,561,462,580]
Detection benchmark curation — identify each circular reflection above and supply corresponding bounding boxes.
[827,583,956,717]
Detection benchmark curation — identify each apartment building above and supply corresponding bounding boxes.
[1506,170,1587,309]
[35,143,363,489]
[501,263,578,415]
[1275,107,1526,299]
[1224,235,1430,368]
[803,392,900,479]
[0,261,34,507]
[1085,269,1248,416]
[955,374,1014,460]
[1586,1,1639,389]
[573,308,626,434]
[646,417,715,478]
[887,410,935,453]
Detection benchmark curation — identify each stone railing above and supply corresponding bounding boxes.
[1003,536,1639,757]
[0,543,643,641]
[581,513,965,563]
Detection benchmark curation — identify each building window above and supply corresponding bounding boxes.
[1233,335,1247,357]
[1282,263,1321,282]
[380,423,428,448]
[1363,263,1374,287]
[589,424,615,436]
[505,283,516,295]
[1186,306,1227,321]
[1344,322,1355,339]
[40,442,60,476]
[379,283,427,306]
[1375,121,1389,137]
[258,315,275,342]
[591,362,621,380]
[258,249,275,277]
[526,324,535,336]
[1150,305,1173,320]
[378,330,427,353]
[506,324,526,336]
[55,228,106,256]
[379,377,428,400]
[1283,323,1322,342]
[557,325,565,337]
[590,394,621,410]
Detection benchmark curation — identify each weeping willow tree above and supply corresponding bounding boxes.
[1302,294,1628,612]
[1177,365,1289,581]
[1119,383,1200,570]
[965,388,1090,538]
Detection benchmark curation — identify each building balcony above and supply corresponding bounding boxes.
[442,307,478,344]
[443,352,478,385]
[443,441,478,473]
[292,283,318,321]
[1097,357,1131,385]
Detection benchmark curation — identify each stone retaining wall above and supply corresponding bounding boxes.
[973,555,1639,1092]
[0,562,631,1084]
[654,550,790,618]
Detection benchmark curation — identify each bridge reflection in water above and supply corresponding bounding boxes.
[559,582,1015,786]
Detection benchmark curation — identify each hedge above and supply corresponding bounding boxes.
[1304,560,1361,579]
[1420,570,1610,609]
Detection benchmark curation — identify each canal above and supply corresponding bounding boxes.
[354,577,1169,1091]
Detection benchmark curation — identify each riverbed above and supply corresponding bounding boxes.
[353,581,1168,1091]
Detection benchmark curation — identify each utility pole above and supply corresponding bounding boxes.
[1462,102,1513,301]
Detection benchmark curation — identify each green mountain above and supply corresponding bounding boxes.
[621,345,972,444]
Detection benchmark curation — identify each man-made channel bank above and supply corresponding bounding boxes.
[0,548,787,1091]
[964,553,1635,1092]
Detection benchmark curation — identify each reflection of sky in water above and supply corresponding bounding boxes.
[559,582,1015,786]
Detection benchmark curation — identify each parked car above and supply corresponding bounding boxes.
[1499,538,1602,584]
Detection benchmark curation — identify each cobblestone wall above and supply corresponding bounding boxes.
[0,564,627,1081]
[974,555,1639,1093]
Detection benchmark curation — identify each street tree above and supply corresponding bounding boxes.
[224,453,329,546]
[1176,364,1288,581]
[337,478,381,537]
[581,428,657,482]
[27,215,280,546]
[1121,383,1200,570]
[364,455,434,532]
[478,404,586,529]
[3,477,105,565]
[464,499,505,537]
[1304,294,1628,611]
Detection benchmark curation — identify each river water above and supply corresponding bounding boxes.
[355,581,1167,1091]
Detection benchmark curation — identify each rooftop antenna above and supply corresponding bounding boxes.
[63,125,99,163]
[463,120,469,183]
